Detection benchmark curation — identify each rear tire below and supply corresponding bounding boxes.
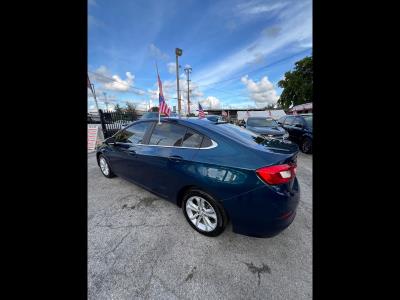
[301,137,312,154]
[182,189,227,237]
[98,154,115,178]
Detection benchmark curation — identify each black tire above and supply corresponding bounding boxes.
[98,154,115,178]
[182,189,228,237]
[301,137,312,154]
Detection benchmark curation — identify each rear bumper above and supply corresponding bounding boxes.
[232,210,297,238]
[222,178,300,238]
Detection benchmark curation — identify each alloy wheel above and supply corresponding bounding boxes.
[99,157,110,176]
[186,196,218,232]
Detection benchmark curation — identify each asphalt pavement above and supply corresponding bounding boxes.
[88,151,312,300]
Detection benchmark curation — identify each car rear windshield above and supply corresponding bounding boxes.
[303,116,312,128]
[247,118,278,127]
[212,123,264,145]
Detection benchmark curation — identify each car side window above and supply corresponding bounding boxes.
[284,116,293,125]
[200,136,213,148]
[149,122,187,146]
[116,122,152,144]
[182,129,204,148]
[277,116,285,124]
[292,117,304,127]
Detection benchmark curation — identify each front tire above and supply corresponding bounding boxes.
[301,137,312,154]
[98,154,115,178]
[182,189,227,237]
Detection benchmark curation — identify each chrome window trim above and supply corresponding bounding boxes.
[135,139,218,150]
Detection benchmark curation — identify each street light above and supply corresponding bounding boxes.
[175,48,183,117]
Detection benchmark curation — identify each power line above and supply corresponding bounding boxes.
[195,49,311,88]
[88,71,151,95]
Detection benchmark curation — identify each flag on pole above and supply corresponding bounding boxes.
[268,110,272,117]
[222,110,227,117]
[198,103,205,119]
[157,72,171,117]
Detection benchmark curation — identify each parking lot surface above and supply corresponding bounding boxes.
[88,152,312,299]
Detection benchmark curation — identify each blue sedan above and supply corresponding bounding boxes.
[96,117,300,237]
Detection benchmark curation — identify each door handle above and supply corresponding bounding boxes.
[168,155,183,162]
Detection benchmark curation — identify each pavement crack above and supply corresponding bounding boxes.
[105,231,130,258]
[184,266,197,282]
[242,261,271,286]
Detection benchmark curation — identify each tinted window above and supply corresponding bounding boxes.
[247,118,278,127]
[292,117,304,126]
[303,116,312,128]
[284,116,294,125]
[182,129,203,148]
[117,122,152,144]
[277,116,286,124]
[201,136,213,148]
[149,122,186,146]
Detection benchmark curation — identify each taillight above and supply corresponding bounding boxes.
[256,164,297,185]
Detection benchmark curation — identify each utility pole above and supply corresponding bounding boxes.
[175,48,183,117]
[184,66,192,116]
[91,84,100,112]
[103,92,109,111]
[88,74,100,112]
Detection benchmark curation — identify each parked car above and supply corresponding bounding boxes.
[237,119,246,127]
[245,117,289,140]
[278,114,312,153]
[206,114,224,122]
[97,117,300,237]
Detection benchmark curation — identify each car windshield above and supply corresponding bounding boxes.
[247,118,278,127]
[303,116,312,128]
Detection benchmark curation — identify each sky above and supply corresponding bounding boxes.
[88,0,312,112]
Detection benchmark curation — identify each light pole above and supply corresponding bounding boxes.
[175,48,183,117]
[184,66,192,116]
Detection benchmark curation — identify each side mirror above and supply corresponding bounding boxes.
[105,137,116,145]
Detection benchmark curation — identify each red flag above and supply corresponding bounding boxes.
[198,103,205,119]
[157,72,171,116]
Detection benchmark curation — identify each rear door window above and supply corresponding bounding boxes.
[149,122,187,146]
[182,129,203,148]
[284,116,294,125]
[292,117,304,127]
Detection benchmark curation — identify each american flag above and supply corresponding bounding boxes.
[198,102,205,119]
[222,110,227,117]
[157,73,171,116]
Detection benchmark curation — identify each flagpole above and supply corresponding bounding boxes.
[155,61,161,125]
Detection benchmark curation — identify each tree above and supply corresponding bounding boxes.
[149,106,159,112]
[277,56,312,110]
[125,102,138,119]
[114,103,122,113]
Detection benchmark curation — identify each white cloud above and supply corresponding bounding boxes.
[149,43,169,60]
[200,96,221,109]
[90,66,138,93]
[241,75,279,107]
[103,72,134,92]
[237,1,289,15]
[167,62,176,74]
[194,1,312,86]
[248,53,265,65]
